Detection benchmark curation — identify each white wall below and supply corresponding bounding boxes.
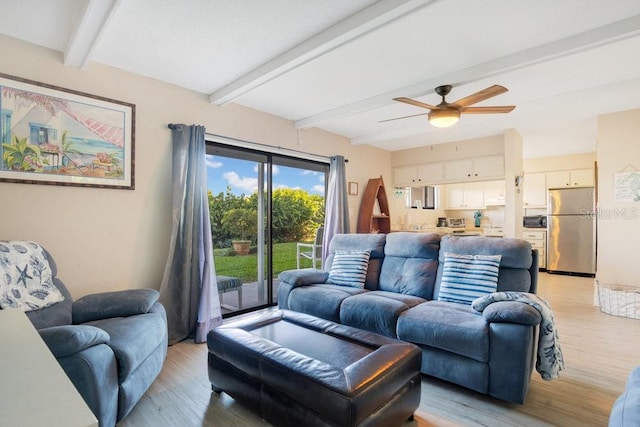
[596,108,640,286]
[0,35,390,298]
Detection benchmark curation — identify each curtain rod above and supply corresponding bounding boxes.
[167,124,347,163]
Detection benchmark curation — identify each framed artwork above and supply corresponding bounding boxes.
[0,73,135,189]
[614,171,640,202]
[348,181,358,195]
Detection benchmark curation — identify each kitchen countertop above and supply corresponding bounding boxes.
[392,226,500,236]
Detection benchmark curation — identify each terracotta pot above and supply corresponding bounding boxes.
[232,241,251,256]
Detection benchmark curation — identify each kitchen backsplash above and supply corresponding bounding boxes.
[391,206,505,230]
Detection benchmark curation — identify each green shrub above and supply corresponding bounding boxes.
[209,186,324,247]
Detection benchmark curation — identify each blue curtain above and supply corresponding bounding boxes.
[322,155,350,264]
[160,124,222,344]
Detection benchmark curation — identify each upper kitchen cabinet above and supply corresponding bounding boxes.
[546,170,571,188]
[443,155,504,182]
[443,182,485,209]
[547,169,594,188]
[524,172,547,207]
[484,180,506,206]
[392,155,505,187]
[523,168,594,208]
[393,163,444,186]
[569,169,595,187]
[393,166,418,186]
[418,163,445,183]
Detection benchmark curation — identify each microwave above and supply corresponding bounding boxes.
[523,215,547,228]
[447,218,466,228]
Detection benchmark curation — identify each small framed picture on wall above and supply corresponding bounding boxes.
[348,181,358,195]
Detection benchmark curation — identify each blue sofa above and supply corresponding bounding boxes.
[278,232,541,404]
[12,247,168,427]
[610,367,640,426]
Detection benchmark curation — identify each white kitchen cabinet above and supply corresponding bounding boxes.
[464,182,485,207]
[444,182,484,209]
[444,183,464,209]
[524,169,594,206]
[522,230,546,269]
[484,180,506,205]
[393,166,418,186]
[393,163,444,186]
[393,155,504,186]
[473,155,505,179]
[524,172,547,207]
[546,170,571,188]
[569,169,594,187]
[546,169,594,188]
[417,163,444,183]
[443,155,504,181]
[443,159,473,181]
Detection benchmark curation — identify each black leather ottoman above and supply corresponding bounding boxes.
[207,309,421,427]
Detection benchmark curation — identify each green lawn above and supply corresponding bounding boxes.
[213,241,316,282]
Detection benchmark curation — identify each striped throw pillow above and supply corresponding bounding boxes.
[326,250,371,288]
[437,252,501,305]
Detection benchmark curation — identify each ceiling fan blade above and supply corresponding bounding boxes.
[460,106,515,114]
[378,112,428,123]
[452,85,508,108]
[393,97,438,110]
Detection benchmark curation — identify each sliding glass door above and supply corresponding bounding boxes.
[205,142,327,317]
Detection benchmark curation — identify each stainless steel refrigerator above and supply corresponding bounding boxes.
[547,187,596,275]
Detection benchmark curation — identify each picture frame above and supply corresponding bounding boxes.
[348,181,358,195]
[614,171,640,202]
[0,73,135,189]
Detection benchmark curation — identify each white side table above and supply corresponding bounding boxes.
[0,309,98,427]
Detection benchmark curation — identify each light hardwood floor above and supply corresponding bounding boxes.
[119,273,640,426]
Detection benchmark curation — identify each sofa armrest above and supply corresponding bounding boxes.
[39,325,110,358]
[72,289,159,324]
[610,366,640,427]
[481,301,542,326]
[278,268,329,287]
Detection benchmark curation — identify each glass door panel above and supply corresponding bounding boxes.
[206,148,268,315]
[206,142,327,317]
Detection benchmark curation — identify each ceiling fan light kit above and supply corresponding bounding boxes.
[387,84,515,128]
[428,108,460,128]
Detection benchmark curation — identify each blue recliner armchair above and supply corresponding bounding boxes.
[1,243,168,427]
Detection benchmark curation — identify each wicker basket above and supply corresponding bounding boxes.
[597,280,640,320]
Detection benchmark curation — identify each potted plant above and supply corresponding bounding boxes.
[222,208,257,255]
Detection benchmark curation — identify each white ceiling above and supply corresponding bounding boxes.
[2,0,640,158]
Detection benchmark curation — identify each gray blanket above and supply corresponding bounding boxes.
[472,291,565,380]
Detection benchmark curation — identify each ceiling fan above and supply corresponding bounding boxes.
[383,84,515,128]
